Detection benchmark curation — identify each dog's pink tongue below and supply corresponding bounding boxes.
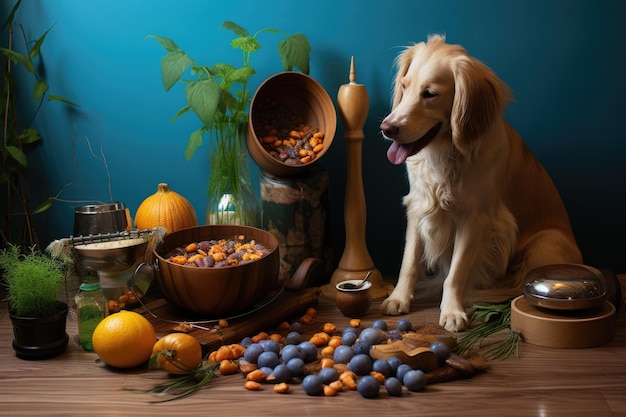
[387,141,411,165]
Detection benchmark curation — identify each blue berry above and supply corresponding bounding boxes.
[302,374,324,396]
[357,375,380,398]
[385,377,403,397]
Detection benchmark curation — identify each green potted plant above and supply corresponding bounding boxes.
[149,21,310,226]
[0,244,69,359]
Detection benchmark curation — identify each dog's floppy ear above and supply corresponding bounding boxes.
[451,56,511,155]
[392,45,416,109]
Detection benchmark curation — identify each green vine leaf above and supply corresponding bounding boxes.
[30,24,55,59]
[0,47,34,73]
[278,33,311,74]
[47,95,79,106]
[6,145,27,167]
[34,80,49,101]
[231,36,261,54]
[161,50,193,91]
[32,198,54,215]
[147,34,182,53]
[185,79,221,127]
[18,128,41,145]
[221,21,248,37]
[184,128,204,161]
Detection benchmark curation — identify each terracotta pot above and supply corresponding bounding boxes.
[9,301,69,360]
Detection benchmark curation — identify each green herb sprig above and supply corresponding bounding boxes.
[126,361,220,403]
[455,301,520,360]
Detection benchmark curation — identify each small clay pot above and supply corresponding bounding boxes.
[335,280,372,318]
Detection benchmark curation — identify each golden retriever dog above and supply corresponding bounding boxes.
[380,35,582,332]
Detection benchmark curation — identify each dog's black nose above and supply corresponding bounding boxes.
[380,119,398,138]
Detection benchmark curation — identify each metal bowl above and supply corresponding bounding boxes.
[523,264,606,311]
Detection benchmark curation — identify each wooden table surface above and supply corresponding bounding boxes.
[1,276,625,417]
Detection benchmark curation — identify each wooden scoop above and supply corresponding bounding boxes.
[369,341,439,371]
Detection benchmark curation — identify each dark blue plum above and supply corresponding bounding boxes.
[384,377,403,397]
[352,340,372,356]
[387,356,403,375]
[430,341,451,366]
[372,359,392,377]
[269,363,292,383]
[281,344,303,363]
[243,343,264,364]
[286,357,305,377]
[318,367,339,384]
[257,351,279,369]
[341,331,358,346]
[396,363,412,382]
[259,339,280,354]
[396,319,413,332]
[284,331,301,345]
[403,369,427,392]
[356,375,380,398]
[371,319,388,331]
[333,345,355,364]
[348,353,373,376]
[298,341,318,363]
[302,374,324,396]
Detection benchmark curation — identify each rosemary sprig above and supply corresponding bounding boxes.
[126,361,220,403]
[454,301,520,360]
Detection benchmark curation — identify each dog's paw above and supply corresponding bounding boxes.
[439,310,469,332]
[381,296,411,316]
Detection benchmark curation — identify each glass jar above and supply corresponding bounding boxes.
[75,282,107,351]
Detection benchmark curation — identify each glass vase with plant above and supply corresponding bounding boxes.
[149,21,310,226]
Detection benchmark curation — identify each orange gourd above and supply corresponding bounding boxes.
[151,333,203,374]
[135,183,198,234]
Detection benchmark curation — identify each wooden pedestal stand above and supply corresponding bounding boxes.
[320,57,393,300]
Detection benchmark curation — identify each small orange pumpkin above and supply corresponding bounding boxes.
[150,333,203,374]
[135,183,198,234]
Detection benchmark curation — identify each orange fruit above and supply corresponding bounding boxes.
[92,311,156,368]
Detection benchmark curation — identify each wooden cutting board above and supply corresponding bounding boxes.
[510,295,616,349]
[134,287,320,352]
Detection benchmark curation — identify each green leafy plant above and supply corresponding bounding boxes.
[1,0,77,248]
[149,21,310,160]
[149,21,310,226]
[0,244,67,317]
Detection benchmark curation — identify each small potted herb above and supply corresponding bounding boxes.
[0,244,69,359]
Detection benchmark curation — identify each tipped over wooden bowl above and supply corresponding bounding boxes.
[153,225,280,316]
[247,72,337,177]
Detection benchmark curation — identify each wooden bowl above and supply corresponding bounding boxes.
[153,225,280,316]
[247,72,337,177]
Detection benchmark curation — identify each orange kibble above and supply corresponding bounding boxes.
[370,371,386,384]
[169,255,188,265]
[323,385,338,397]
[321,346,335,356]
[252,332,269,343]
[298,149,308,157]
[219,360,239,376]
[273,382,289,394]
[185,242,197,253]
[208,350,218,363]
[118,294,129,305]
[219,319,229,328]
[273,139,282,147]
[349,319,361,328]
[244,381,262,391]
[323,323,337,334]
[246,369,267,382]
[305,307,318,317]
[328,335,342,348]
[229,343,245,359]
[262,135,278,144]
[269,333,282,343]
[299,156,312,164]
[313,131,325,139]
[339,371,358,390]
[289,130,302,139]
[126,291,137,303]
[329,380,343,392]
[300,315,314,325]
[186,253,204,264]
[313,143,324,153]
[212,252,227,262]
[310,332,330,347]
[320,357,335,368]
[108,299,120,313]
[277,321,290,330]
[215,345,234,362]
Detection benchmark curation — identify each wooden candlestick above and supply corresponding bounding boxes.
[322,57,393,299]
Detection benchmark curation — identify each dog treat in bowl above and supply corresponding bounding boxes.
[247,72,336,177]
[163,236,271,268]
[154,225,280,315]
[252,98,326,166]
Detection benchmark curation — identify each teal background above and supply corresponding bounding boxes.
[2,0,625,276]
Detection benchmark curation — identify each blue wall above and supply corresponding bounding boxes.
[3,0,625,275]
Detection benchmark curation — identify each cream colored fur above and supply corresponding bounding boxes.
[380,35,582,332]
